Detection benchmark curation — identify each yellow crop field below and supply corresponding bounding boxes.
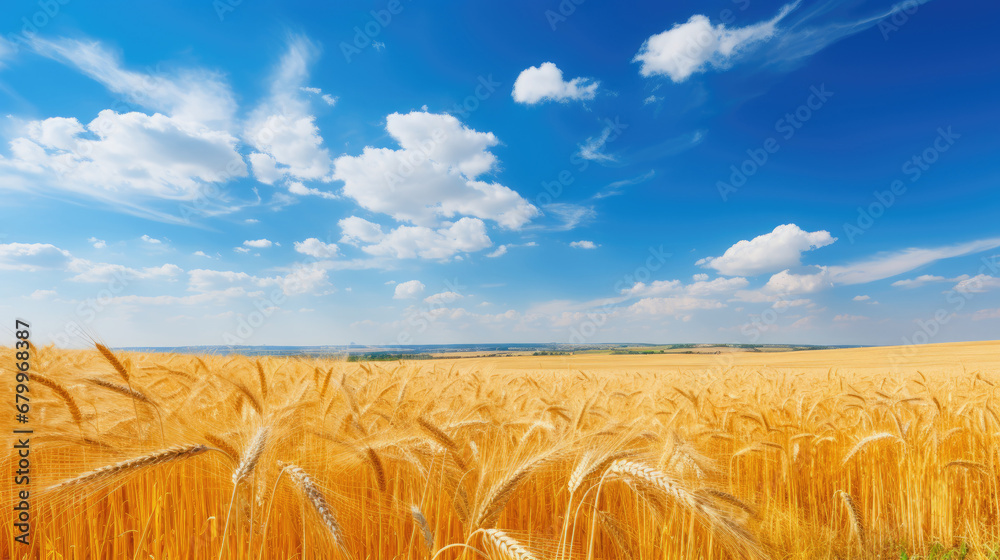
[3,340,1000,559]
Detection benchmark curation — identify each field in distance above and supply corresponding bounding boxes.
[2,340,999,559]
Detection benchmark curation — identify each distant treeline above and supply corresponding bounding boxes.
[346,352,435,362]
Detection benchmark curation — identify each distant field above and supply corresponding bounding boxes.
[3,340,999,559]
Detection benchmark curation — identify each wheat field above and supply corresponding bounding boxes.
[3,340,1000,559]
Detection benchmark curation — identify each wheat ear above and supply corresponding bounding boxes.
[255,360,268,400]
[285,463,351,557]
[837,490,865,548]
[481,529,536,560]
[410,505,434,556]
[46,444,208,492]
[95,343,129,383]
[234,426,269,485]
[32,373,82,427]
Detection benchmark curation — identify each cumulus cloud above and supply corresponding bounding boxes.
[188,265,330,296]
[141,235,163,244]
[246,35,333,185]
[424,291,463,305]
[569,240,599,250]
[698,224,836,276]
[512,62,599,104]
[393,280,425,299]
[764,268,833,295]
[70,262,183,283]
[0,111,246,209]
[333,111,539,229]
[28,289,57,300]
[359,218,493,260]
[628,296,726,316]
[88,237,107,249]
[0,243,74,271]
[633,4,798,82]
[294,238,339,259]
[339,216,385,246]
[242,239,274,249]
[954,275,1000,294]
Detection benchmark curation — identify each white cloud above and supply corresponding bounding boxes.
[242,239,274,249]
[333,111,539,229]
[834,314,867,322]
[29,36,238,129]
[28,289,57,300]
[633,4,797,82]
[891,274,966,288]
[188,265,330,296]
[828,238,1000,285]
[954,275,1000,294]
[698,224,836,276]
[393,280,425,299]
[69,262,183,283]
[0,243,73,271]
[973,308,1000,321]
[545,203,595,231]
[360,218,493,260]
[852,295,871,301]
[339,216,385,246]
[570,240,599,250]
[773,298,811,310]
[424,291,463,305]
[620,280,682,298]
[628,296,726,316]
[643,95,661,105]
[487,245,508,258]
[287,181,338,200]
[141,234,162,244]
[576,125,618,163]
[764,268,832,295]
[512,62,599,105]
[193,251,214,259]
[299,86,338,107]
[88,237,107,249]
[247,36,333,185]
[0,111,247,211]
[294,238,340,259]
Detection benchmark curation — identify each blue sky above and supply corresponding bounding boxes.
[1,0,998,347]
